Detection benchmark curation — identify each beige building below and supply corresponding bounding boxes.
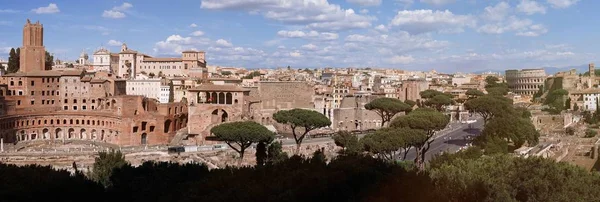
[125,77,171,103]
[505,68,546,95]
[113,43,207,79]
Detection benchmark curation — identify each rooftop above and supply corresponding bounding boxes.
[188,84,250,92]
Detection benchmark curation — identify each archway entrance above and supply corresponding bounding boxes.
[141,133,147,145]
[221,110,228,123]
[55,128,63,139]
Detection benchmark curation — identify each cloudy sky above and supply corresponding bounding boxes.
[0,0,594,72]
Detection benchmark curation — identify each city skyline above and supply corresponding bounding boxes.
[0,0,595,72]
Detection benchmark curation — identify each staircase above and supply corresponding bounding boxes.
[169,127,188,146]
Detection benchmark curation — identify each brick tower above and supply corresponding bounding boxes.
[20,19,46,72]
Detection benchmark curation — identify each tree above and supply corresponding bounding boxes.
[565,97,572,110]
[465,89,484,99]
[7,48,19,73]
[566,126,575,136]
[333,131,361,155]
[574,103,580,111]
[210,121,275,164]
[429,154,600,202]
[585,129,597,138]
[365,97,412,126]
[256,141,268,166]
[544,89,569,113]
[464,95,514,125]
[361,127,423,161]
[148,72,156,78]
[423,94,454,111]
[404,99,416,107]
[45,51,54,70]
[266,141,288,164]
[221,71,232,76]
[419,89,448,99]
[476,114,539,152]
[273,109,331,154]
[486,86,509,96]
[390,108,449,170]
[484,76,499,87]
[243,71,262,79]
[89,150,128,187]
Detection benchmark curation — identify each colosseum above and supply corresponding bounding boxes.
[505,68,547,95]
[0,20,187,147]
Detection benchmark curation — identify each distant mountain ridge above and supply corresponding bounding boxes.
[471,64,592,75]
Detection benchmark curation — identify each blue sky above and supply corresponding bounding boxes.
[0,0,594,72]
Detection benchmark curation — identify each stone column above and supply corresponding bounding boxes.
[1,138,3,152]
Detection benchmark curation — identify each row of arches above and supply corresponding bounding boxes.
[0,117,118,130]
[12,128,120,142]
[200,92,238,105]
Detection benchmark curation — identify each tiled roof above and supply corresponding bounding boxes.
[3,70,84,77]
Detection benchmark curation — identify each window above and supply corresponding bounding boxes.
[64,99,68,103]
[30,100,34,105]
[73,106,78,110]
[30,81,34,86]
[73,99,77,104]
[18,91,22,95]
[17,100,21,105]
[18,81,22,86]
[32,91,35,96]
[42,100,45,105]
[82,106,87,110]
[64,106,68,110]
[10,81,14,86]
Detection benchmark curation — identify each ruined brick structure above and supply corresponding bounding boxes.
[0,20,187,146]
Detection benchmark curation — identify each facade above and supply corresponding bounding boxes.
[397,79,429,102]
[505,68,546,95]
[0,20,187,146]
[125,77,171,104]
[582,90,600,111]
[92,47,111,72]
[114,44,207,79]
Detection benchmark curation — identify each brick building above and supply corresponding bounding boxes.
[0,19,187,146]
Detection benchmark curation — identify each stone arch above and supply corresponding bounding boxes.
[68,128,75,139]
[141,133,148,145]
[91,129,97,140]
[101,130,105,141]
[80,129,86,139]
[226,93,232,104]
[19,130,26,141]
[211,92,218,104]
[55,128,63,139]
[42,128,49,139]
[221,110,228,123]
[164,119,172,133]
[219,93,225,104]
[234,99,238,104]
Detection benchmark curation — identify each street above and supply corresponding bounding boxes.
[403,118,484,162]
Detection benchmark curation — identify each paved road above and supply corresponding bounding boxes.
[403,118,484,162]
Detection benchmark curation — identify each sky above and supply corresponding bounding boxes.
[0,0,595,72]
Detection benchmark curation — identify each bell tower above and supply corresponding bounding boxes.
[20,19,46,72]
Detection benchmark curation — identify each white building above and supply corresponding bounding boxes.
[583,91,600,111]
[92,47,112,72]
[451,76,472,87]
[126,76,172,103]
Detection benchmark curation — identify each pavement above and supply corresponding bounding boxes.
[403,118,484,162]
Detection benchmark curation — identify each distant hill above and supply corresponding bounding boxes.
[471,64,593,76]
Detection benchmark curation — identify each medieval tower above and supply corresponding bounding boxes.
[20,19,46,72]
[589,63,596,89]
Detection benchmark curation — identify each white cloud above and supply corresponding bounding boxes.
[375,24,388,32]
[107,40,122,46]
[102,10,125,19]
[200,0,376,31]
[516,24,548,36]
[301,43,318,51]
[154,34,212,54]
[517,0,546,15]
[547,0,580,8]
[189,23,198,28]
[277,30,339,40]
[31,3,60,14]
[1,47,11,54]
[103,2,133,19]
[481,2,510,21]
[420,0,456,6]
[359,9,369,14]
[0,9,19,13]
[388,55,415,64]
[478,16,547,37]
[390,10,476,34]
[215,39,233,47]
[191,31,204,36]
[289,51,302,58]
[347,0,382,7]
